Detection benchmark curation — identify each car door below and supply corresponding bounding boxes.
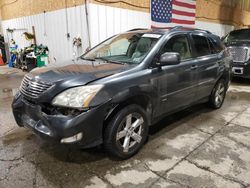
[190,34,219,100]
[153,34,198,117]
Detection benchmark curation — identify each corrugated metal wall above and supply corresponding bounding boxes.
[1,3,234,64]
[88,3,150,46]
[1,3,151,63]
[83,3,234,46]
[2,5,89,63]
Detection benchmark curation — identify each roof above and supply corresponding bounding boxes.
[234,28,250,31]
[127,26,213,35]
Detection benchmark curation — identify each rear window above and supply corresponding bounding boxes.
[192,35,210,57]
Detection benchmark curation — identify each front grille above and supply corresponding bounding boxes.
[228,47,249,63]
[20,75,53,99]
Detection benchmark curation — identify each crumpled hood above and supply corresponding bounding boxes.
[30,60,133,86]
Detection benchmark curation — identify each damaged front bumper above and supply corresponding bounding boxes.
[12,91,108,148]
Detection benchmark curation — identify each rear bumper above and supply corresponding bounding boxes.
[232,61,250,78]
[12,92,108,148]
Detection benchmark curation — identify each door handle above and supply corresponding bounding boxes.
[190,65,198,70]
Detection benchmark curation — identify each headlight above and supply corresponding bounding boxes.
[52,85,103,108]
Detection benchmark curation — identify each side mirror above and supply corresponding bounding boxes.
[157,52,180,66]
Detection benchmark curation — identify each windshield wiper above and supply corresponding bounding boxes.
[95,57,125,65]
[81,56,124,65]
[80,57,95,61]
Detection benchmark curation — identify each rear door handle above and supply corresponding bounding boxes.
[190,65,198,70]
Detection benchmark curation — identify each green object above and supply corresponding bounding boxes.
[37,54,48,67]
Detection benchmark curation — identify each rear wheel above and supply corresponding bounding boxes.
[104,104,148,159]
[209,79,226,109]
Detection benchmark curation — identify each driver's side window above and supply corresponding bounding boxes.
[161,35,192,61]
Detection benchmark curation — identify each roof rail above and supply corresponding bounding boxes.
[170,26,183,30]
[169,26,212,34]
[193,29,212,34]
[127,28,148,32]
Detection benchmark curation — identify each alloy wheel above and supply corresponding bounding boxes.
[215,82,225,106]
[116,113,144,153]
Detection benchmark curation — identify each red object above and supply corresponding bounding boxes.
[151,0,196,28]
[0,55,4,66]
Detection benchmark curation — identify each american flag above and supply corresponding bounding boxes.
[151,0,196,28]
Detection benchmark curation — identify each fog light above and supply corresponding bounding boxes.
[60,132,83,143]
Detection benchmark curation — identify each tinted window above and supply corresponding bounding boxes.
[192,35,210,57]
[161,35,192,60]
[208,39,217,54]
[225,29,250,42]
[208,38,224,54]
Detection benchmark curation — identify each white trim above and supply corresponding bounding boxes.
[175,0,196,6]
[172,14,195,21]
[173,5,196,13]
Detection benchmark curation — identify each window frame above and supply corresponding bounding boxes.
[208,37,224,54]
[207,37,218,54]
[190,34,212,58]
[155,33,194,64]
[82,32,162,65]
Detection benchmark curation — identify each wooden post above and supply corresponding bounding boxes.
[32,26,37,45]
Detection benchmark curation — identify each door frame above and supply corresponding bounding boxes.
[150,32,200,117]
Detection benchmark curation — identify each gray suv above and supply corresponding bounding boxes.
[12,27,232,159]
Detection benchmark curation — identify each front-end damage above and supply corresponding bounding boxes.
[12,91,111,148]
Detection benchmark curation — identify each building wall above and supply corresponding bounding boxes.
[1,0,250,26]
[0,2,235,63]
[1,0,249,63]
[1,4,89,63]
[0,0,85,20]
[88,3,234,45]
[88,3,150,47]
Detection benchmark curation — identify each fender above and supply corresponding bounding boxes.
[104,85,158,126]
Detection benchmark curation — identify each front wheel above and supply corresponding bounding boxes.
[209,79,227,109]
[104,104,148,159]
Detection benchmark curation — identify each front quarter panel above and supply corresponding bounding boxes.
[89,68,159,121]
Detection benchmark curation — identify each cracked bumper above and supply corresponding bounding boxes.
[12,92,107,148]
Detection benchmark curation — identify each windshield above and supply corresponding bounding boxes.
[82,33,162,64]
[225,29,250,42]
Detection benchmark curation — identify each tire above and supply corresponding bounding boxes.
[104,104,149,159]
[209,79,227,109]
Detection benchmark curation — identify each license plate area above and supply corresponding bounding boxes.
[232,67,244,75]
